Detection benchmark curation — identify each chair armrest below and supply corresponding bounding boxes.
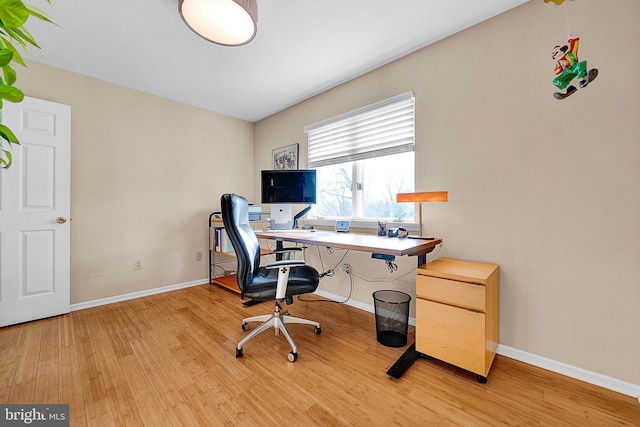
[265,259,306,269]
[272,246,302,261]
[267,258,306,302]
[273,247,302,255]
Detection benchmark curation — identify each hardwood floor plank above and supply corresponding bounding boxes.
[0,284,638,426]
[176,383,231,426]
[72,311,108,405]
[129,338,188,411]
[98,303,138,360]
[303,404,349,427]
[84,398,116,427]
[8,320,42,403]
[34,317,60,403]
[105,383,146,427]
[57,314,87,426]
[0,323,26,402]
[117,354,172,426]
[139,328,195,391]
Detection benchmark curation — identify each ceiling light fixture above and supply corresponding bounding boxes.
[178,0,258,47]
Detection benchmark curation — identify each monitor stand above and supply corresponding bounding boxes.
[270,204,292,230]
[292,204,312,229]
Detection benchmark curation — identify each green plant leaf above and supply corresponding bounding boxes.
[0,0,29,28]
[0,30,9,45]
[0,0,54,170]
[2,63,16,85]
[0,148,13,169]
[26,4,54,25]
[4,39,24,66]
[0,48,12,66]
[0,123,19,144]
[4,26,37,48]
[1,32,24,50]
[0,84,23,102]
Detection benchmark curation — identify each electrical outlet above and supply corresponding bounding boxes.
[343,263,351,274]
[133,259,143,270]
[196,251,203,261]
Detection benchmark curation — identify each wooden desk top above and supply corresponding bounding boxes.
[255,230,442,258]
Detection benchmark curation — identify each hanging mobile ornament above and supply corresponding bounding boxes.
[544,0,598,100]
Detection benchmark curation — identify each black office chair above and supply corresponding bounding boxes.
[221,193,321,362]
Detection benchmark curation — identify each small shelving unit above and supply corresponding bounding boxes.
[209,212,272,293]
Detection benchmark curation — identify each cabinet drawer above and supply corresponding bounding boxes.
[415,298,487,376]
[416,275,485,311]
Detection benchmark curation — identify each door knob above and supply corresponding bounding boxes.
[56,217,67,224]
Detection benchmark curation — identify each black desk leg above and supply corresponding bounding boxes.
[386,342,419,379]
[417,253,427,266]
[275,240,284,260]
[387,252,430,379]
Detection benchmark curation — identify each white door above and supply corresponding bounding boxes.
[0,97,71,327]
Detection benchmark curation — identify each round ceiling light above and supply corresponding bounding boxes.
[178,0,258,46]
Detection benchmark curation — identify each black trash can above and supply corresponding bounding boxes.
[372,290,411,347]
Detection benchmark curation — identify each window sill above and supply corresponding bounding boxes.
[302,218,420,233]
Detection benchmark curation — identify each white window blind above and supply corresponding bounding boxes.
[305,92,415,168]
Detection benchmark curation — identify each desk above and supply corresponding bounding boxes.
[255,229,442,378]
[255,230,441,266]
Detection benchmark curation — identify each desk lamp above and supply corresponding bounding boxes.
[396,191,448,239]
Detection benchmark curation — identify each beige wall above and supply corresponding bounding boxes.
[18,62,254,304]
[14,0,639,387]
[254,0,640,385]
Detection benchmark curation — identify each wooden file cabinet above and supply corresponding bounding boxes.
[416,258,499,382]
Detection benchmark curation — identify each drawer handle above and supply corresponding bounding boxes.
[468,310,480,314]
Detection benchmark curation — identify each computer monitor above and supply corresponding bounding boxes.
[261,170,316,228]
[261,169,317,204]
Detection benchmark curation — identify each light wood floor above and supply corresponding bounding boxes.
[1,284,639,426]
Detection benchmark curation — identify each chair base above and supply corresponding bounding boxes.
[236,302,321,361]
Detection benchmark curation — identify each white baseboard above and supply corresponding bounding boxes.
[314,289,418,326]
[497,345,640,400]
[70,278,207,311]
[71,284,640,402]
[315,289,640,401]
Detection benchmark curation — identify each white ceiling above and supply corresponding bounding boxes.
[25,0,528,122]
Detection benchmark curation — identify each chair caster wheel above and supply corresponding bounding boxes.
[288,352,298,362]
[314,326,322,335]
[476,375,487,383]
[236,348,243,358]
[241,322,249,331]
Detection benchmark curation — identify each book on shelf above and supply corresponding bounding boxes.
[219,228,234,253]
[211,226,234,253]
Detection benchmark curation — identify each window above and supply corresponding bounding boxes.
[305,92,415,221]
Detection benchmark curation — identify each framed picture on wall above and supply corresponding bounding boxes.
[272,143,299,170]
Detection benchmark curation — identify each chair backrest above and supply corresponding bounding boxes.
[220,194,262,296]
